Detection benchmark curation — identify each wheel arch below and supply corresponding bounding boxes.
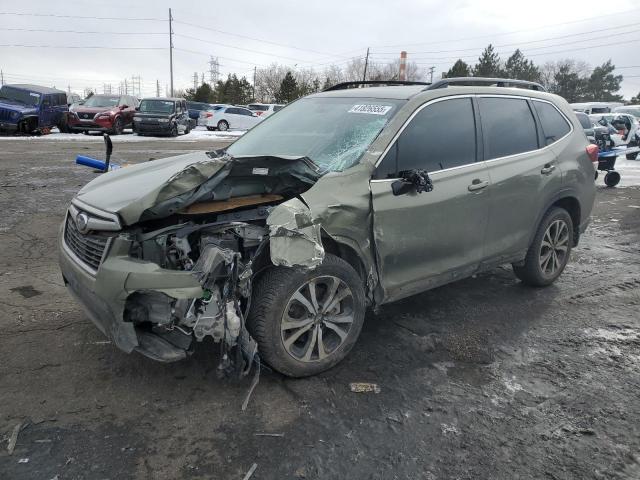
[535,194,582,247]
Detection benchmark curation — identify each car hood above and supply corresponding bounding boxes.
[134,112,173,120]
[73,106,116,115]
[75,151,320,226]
[0,100,37,114]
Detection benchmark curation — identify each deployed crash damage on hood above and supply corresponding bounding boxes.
[70,152,323,380]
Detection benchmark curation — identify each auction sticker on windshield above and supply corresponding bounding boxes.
[348,104,392,115]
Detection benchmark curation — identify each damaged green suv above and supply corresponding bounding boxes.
[59,78,596,377]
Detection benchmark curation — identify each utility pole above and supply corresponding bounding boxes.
[428,66,435,83]
[252,66,257,101]
[124,78,128,95]
[156,80,160,97]
[169,8,174,97]
[0,69,4,85]
[362,47,370,82]
[399,51,407,81]
[193,72,198,91]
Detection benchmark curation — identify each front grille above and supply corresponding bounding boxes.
[0,109,13,121]
[64,215,110,272]
[80,113,93,120]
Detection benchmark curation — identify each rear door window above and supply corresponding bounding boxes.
[478,97,539,160]
[376,97,477,178]
[533,100,571,145]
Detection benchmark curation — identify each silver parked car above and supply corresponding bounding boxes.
[59,77,596,378]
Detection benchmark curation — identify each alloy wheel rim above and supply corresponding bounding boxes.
[219,122,228,131]
[280,276,354,363]
[539,219,569,277]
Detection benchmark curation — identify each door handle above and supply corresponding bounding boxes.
[541,164,556,175]
[468,179,489,191]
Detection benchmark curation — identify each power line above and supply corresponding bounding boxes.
[174,32,311,63]
[372,23,640,55]
[372,7,640,48]
[0,27,165,35]
[0,44,164,50]
[172,17,351,60]
[0,11,163,21]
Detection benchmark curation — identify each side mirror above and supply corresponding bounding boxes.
[391,179,414,196]
[120,105,129,109]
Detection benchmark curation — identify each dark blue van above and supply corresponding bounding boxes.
[0,84,69,134]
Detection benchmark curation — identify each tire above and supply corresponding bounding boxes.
[604,171,621,187]
[626,141,637,160]
[513,207,573,287]
[206,126,216,131]
[112,117,124,135]
[217,120,229,131]
[247,254,366,377]
[170,123,178,137]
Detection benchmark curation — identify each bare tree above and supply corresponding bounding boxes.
[255,63,289,102]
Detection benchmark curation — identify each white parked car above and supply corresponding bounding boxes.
[247,103,285,118]
[198,104,228,126]
[205,105,262,131]
[589,112,640,148]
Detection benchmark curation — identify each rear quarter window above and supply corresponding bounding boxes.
[478,97,538,160]
[533,101,571,145]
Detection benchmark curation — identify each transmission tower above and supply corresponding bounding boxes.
[208,56,220,84]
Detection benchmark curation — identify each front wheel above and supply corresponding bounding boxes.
[513,207,573,287]
[169,123,178,137]
[248,254,366,377]
[111,117,124,135]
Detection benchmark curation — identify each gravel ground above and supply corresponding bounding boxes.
[0,133,639,480]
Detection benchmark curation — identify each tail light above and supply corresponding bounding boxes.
[586,144,599,163]
[206,112,213,118]
[255,111,263,116]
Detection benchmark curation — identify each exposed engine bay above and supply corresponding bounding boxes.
[112,153,324,381]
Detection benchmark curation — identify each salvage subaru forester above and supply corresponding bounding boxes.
[59,77,596,378]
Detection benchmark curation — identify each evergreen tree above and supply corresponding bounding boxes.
[503,49,541,82]
[553,64,586,102]
[473,44,502,77]
[585,60,623,102]
[446,59,471,78]
[275,71,298,103]
[185,82,214,102]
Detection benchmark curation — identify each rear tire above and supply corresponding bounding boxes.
[217,120,229,131]
[604,171,621,187]
[247,254,366,377]
[513,207,573,287]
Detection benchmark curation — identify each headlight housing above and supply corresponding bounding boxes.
[158,118,170,123]
[10,111,19,120]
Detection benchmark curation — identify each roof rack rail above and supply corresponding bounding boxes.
[323,80,431,91]
[425,77,546,92]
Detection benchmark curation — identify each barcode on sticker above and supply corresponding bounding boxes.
[348,104,392,115]
[252,167,269,175]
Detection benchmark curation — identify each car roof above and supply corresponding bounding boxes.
[311,84,559,102]
[4,83,66,94]
[140,97,183,102]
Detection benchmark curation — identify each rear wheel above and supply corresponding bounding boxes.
[217,120,229,131]
[247,254,366,377]
[513,207,573,287]
[604,171,621,187]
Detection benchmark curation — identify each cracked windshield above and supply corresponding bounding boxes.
[227,97,405,173]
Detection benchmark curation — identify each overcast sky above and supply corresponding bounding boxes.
[2,0,640,98]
